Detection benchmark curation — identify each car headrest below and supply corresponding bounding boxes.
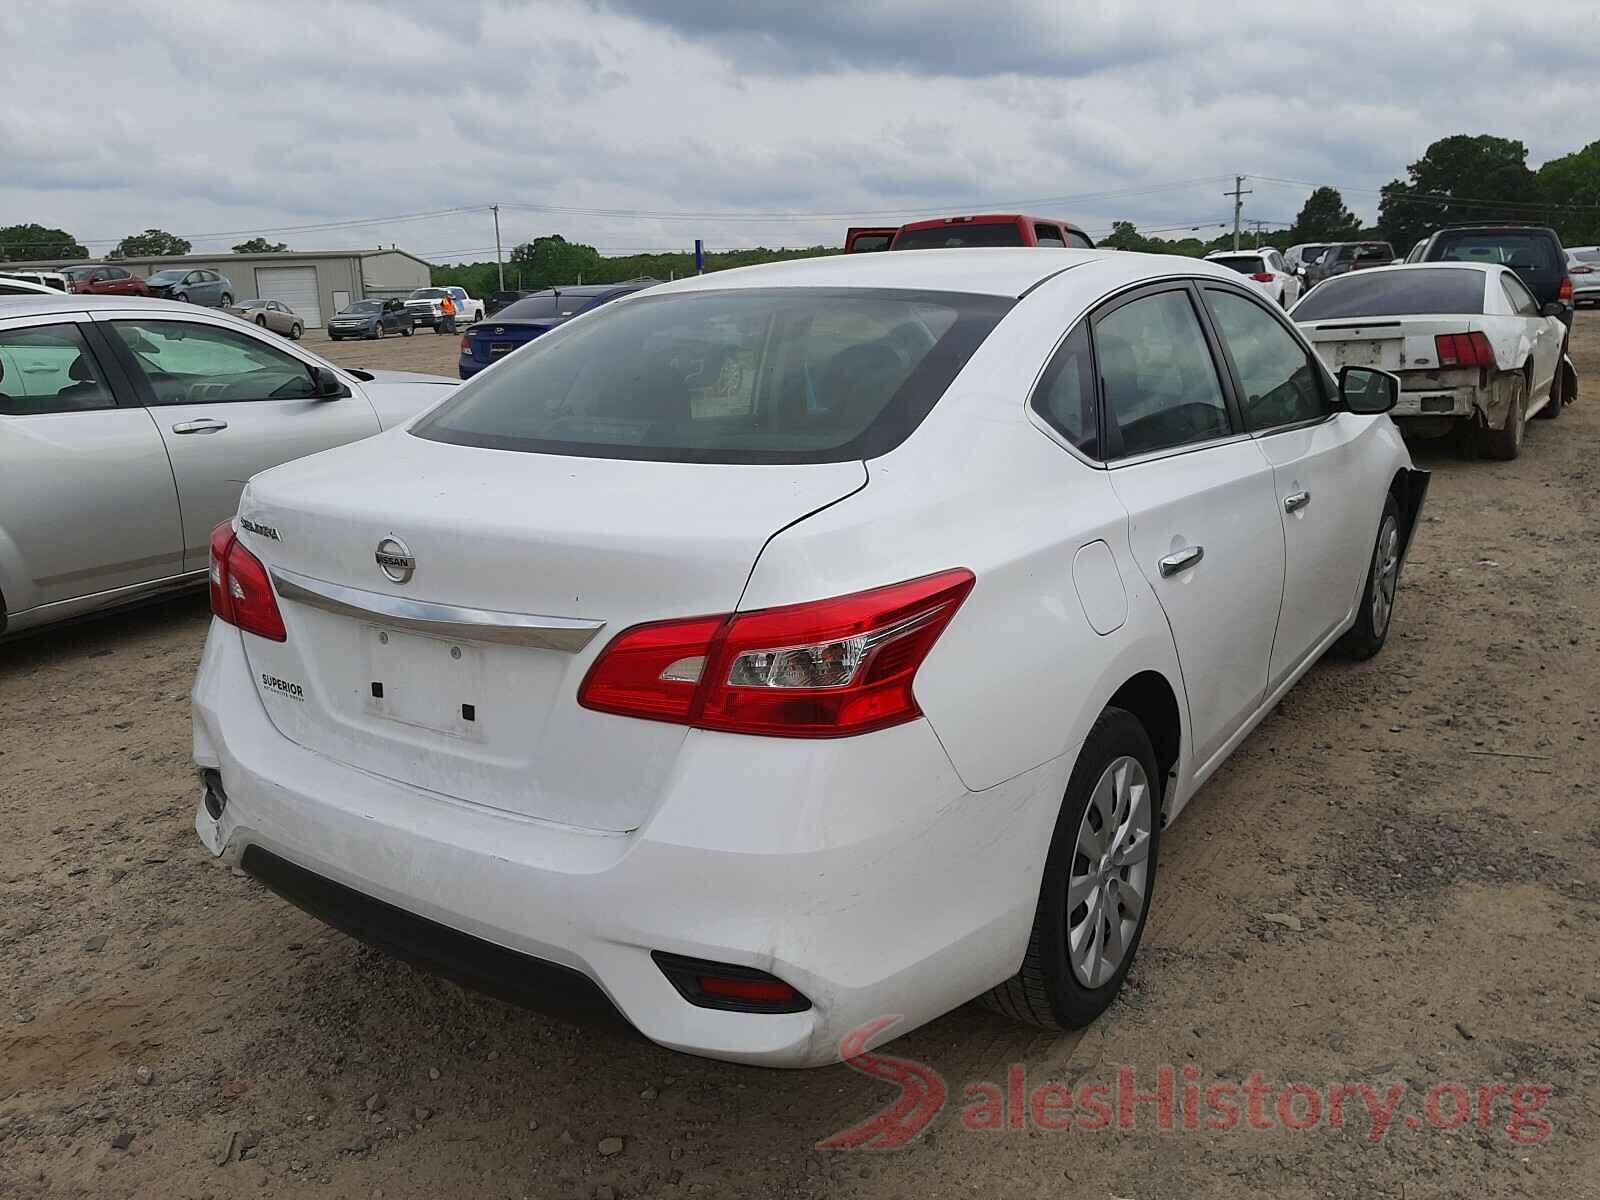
[68,354,94,382]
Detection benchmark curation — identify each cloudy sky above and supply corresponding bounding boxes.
[3,0,1595,262]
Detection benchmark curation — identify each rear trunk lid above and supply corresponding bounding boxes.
[1299,316,1486,375]
[233,430,866,832]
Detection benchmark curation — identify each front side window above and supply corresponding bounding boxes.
[108,320,317,405]
[1030,323,1098,457]
[0,323,116,415]
[413,288,1011,463]
[1095,289,1232,459]
[1204,289,1325,431]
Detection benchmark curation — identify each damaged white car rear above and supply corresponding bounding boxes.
[1293,262,1572,460]
[194,250,1425,1066]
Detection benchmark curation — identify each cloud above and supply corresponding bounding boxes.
[0,0,1595,261]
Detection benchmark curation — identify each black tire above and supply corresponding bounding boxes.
[254,314,267,327]
[401,323,413,337]
[174,291,189,304]
[1333,492,1401,661]
[289,323,302,340]
[1536,349,1565,420]
[328,334,341,341]
[982,708,1162,1030]
[220,293,233,307]
[1477,373,1526,461]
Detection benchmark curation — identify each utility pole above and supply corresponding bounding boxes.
[1225,176,1252,251]
[491,204,504,291]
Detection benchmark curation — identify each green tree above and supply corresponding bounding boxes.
[1290,187,1362,243]
[507,235,603,287]
[111,228,192,258]
[1377,134,1540,252]
[232,237,289,254]
[0,223,88,261]
[1102,221,1152,251]
[1536,140,1600,245]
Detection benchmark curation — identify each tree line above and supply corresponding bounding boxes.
[5,134,1597,274]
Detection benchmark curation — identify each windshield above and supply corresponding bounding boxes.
[1293,269,1486,320]
[409,288,447,299]
[495,293,572,319]
[149,270,188,283]
[1209,256,1268,275]
[1431,233,1558,272]
[342,301,382,314]
[413,287,1012,463]
[892,223,1026,250]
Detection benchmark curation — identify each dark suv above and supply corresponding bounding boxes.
[1306,241,1394,288]
[1420,225,1572,330]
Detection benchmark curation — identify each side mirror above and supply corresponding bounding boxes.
[309,365,350,399]
[1540,301,1566,319]
[1339,365,1398,415]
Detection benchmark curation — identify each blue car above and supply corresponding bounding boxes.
[457,280,657,379]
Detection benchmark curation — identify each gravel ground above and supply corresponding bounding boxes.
[3,314,1598,1199]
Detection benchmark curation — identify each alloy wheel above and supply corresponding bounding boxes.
[1371,513,1400,637]
[1067,755,1153,987]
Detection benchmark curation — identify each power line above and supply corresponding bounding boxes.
[1252,175,1600,215]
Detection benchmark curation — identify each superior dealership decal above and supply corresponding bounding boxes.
[260,673,304,701]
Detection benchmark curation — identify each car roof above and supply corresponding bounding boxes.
[1205,248,1271,257]
[0,293,211,318]
[895,213,1091,234]
[638,248,1151,299]
[1427,225,1559,238]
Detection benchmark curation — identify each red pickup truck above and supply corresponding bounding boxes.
[845,214,1095,252]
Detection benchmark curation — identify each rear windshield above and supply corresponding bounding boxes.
[1209,256,1267,275]
[892,223,1026,250]
[1293,269,1485,320]
[1576,249,1600,264]
[412,287,1012,463]
[849,233,893,252]
[1430,234,1558,272]
[496,292,578,319]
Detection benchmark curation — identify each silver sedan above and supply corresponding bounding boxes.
[225,298,305,339]
[0,294,457,637]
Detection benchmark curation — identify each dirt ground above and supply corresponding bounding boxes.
[3,314,1598,1200]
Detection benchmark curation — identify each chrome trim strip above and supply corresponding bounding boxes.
[269,566,605,652]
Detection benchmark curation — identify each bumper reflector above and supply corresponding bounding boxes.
[652,951,812,1013]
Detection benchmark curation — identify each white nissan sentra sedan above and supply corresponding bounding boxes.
[192,249,1427,1066]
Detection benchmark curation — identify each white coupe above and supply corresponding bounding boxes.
[193,249,1426,1066]
[1293,262,1571,460]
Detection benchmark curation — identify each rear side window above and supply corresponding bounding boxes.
[1030,323,1098,457]
[0,323,116,415]
[1095,289,1232,459]
[1034,223,1066,247]
[1204,290,1326,432]
[413,288,1013,463]
[1066,229,1094,250]
[892,223,1026,250]
[1500,274,1538,316]
[1293,269,1486,319]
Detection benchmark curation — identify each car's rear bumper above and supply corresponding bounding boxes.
[192,620,1055,1067]
[458,357,487,379]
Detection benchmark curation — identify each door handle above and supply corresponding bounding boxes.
[1283,490,1312,513]
[1158,546,1204,577]
[171,419,228,435]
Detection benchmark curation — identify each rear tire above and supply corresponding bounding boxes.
[981,708,1161,1030]
[1334,492,1401,661]
[401,324,413,337]
[1536,359,1562,420]
[1477,373,1526,461]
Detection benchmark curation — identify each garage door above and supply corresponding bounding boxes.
[254,266,322,328]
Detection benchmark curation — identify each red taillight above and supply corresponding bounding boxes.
[1559,276,1574,302]
[208,520,286,642]
[578,569,975,737]
[1250,272,1275,283]
[1433,332,1495,368]
[459,333,471,353]
[1570,265,1593,276]
[699,975,801,1005]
